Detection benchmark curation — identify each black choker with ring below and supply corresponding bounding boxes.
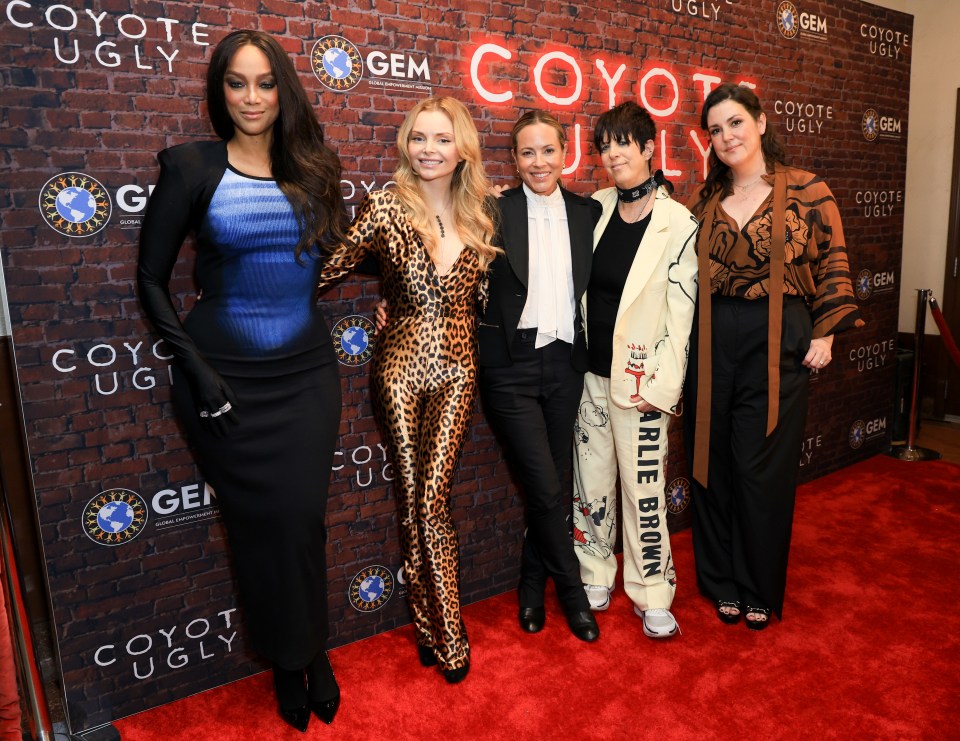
[617,171,667,203]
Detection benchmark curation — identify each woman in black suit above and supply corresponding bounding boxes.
[478,110,602,642]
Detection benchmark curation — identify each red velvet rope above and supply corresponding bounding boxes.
[929,296,960,369]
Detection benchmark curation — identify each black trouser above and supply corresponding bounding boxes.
[480,330,589,613]
[684,296,811,618]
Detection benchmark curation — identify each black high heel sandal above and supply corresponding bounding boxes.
[715,599,741,625]
[744,605,771,631]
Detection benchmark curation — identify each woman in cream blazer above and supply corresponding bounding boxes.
[571,101,698,639]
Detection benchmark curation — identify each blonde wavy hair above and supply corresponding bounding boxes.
[392,96,500,269]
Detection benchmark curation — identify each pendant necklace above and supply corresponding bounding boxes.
[733,174,765,196]
[435,200,452,239]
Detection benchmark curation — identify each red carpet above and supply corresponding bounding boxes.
[114,455,960,740]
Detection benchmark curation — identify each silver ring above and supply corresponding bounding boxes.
[217,402,232,414]
[199,410,210,418]
[819,360,825,365]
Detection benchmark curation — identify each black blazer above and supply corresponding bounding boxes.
[479,186,601,370]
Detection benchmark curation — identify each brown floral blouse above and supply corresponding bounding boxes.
[694,166,863,338]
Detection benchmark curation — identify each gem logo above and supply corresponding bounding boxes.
[855,270,896,301]
[856,269,873,301]
[666,477,691,515]
[39,172,112,237]
[776,2,827,42]
[862,108,902,142]
[312,36,363,91]
[849,420,866,449]
[349,565,394,612]
[152,481,220,530]
[862,109,879,142]
[83,488,148,546]
[777,2,799,39]
[332,315,375,367]
[849,417,887,449]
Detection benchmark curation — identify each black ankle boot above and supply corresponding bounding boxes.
[417,644,438,667]
[441,662,470,684]
[273,665,309,733]
[306,651,341,725]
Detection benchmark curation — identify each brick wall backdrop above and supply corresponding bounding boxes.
[0,0,911,731]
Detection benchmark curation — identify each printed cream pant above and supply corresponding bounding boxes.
[572,371,676,611]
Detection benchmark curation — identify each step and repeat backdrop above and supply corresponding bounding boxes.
[0,0,911,732]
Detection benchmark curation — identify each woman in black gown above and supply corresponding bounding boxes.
[137,30,348,733]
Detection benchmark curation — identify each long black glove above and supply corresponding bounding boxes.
[178,353,239,437]
[137,147,239,437]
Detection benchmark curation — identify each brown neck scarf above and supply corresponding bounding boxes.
[692,165,787,487]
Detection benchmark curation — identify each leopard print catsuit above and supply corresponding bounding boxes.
[318,190,487,671]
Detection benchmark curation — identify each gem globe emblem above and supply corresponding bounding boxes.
[862,109,880,142]
[849,420,866,449]
[39,172,112,237]
[777,2,800,39]
[349,565,394,612]
[856,269,873,300]
[83,488,149,546]
[312,36,363,91]
[332,315,376,366]
[666,477,691,515]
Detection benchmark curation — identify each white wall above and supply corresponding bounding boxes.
[867,0,960,334]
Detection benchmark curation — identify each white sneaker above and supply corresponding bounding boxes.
[635,606,679,638]
[583,584,613,611]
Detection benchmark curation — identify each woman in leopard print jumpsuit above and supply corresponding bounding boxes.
[317,97,498,683]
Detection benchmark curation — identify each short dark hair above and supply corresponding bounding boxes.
[593,101,656,152]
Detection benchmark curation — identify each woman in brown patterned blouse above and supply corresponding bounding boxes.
[685,83,863,630]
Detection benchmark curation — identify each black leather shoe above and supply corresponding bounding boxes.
[309,690,340,725]
[566,610,600,642]
[518,606,546,633]
[278,705,310,733]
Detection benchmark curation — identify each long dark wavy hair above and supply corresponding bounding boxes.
[206,30,349,259]
[692,83,788,212]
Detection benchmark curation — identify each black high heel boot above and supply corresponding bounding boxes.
[417,643,439,667]
[272,665,309,733]
[307,651,341,725]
